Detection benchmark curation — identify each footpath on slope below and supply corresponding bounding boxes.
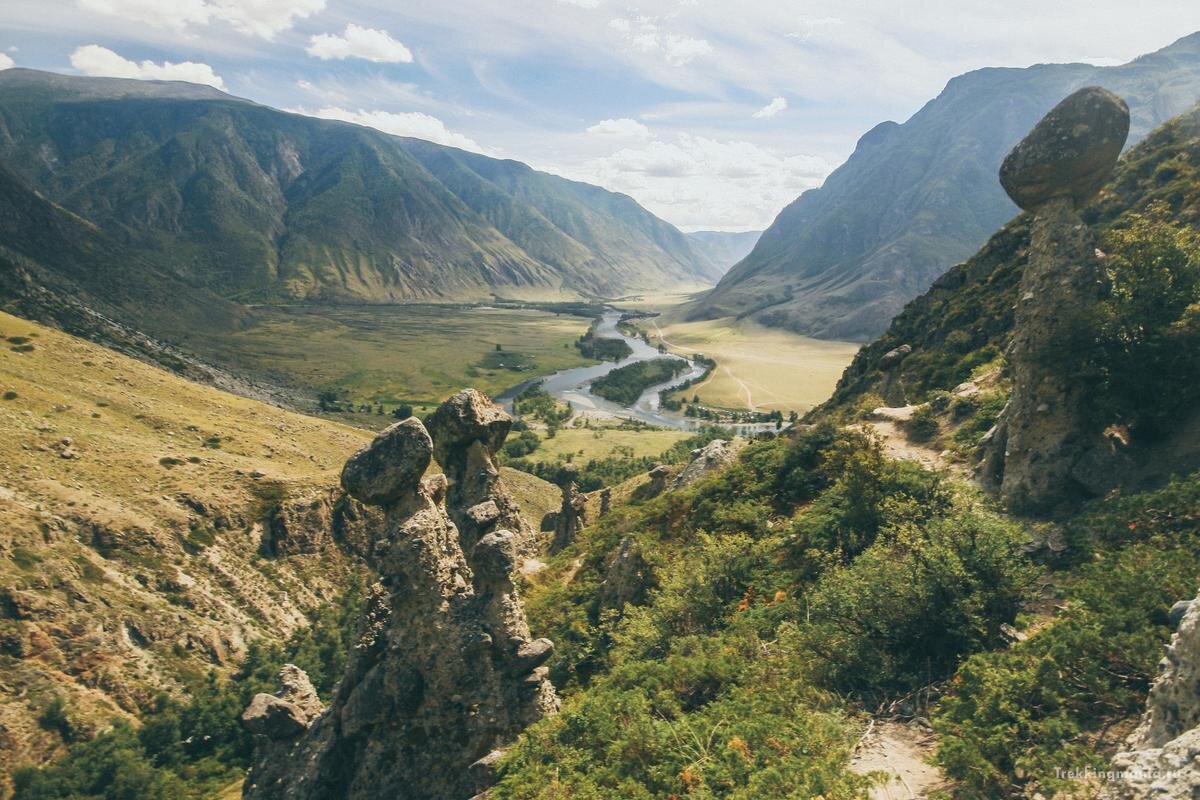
[850,721,946,799]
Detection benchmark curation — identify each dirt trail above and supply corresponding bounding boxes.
[850,721,946,799]
[866,420,947,471]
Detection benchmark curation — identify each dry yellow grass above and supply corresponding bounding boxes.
[0,310,560,780]
[644,316,860,413]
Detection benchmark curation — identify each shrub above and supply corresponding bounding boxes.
[1085,203,1200,436]
[906,406,940,442]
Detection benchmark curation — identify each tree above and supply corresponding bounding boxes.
[393,404,414,419]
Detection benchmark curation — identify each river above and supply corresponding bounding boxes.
[497,311,775,433]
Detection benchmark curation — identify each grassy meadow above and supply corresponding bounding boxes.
[187,305,593,414]
[643,315,860,413]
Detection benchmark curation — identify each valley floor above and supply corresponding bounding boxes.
[645,314,860,412]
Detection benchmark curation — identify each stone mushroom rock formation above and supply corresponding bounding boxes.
[550,463,586,554]
[1103,593,1200,799]
[426,389,536,557]
[982,87,1131,512]
[242,393,557,800]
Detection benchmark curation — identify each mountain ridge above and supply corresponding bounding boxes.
[0,69,721,308]
[690,31,1200,340]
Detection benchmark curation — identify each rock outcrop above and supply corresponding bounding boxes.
[671,439,735,489]
[426,391,538,558]
[550,463,586,553]
[1103,594,1200,799]
[982,87,1131,512]
[243,395,558,800]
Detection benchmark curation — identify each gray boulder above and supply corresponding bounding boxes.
[340,418,432,506]
[1000,86,1130,211]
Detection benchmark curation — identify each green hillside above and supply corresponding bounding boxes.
[0,69,718,307]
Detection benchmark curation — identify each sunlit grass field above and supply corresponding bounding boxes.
[189,305,593,410]
[646,315,861,413]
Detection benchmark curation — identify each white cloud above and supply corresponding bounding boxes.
[555,0,603,7]
[609,17,713,66]
[752,97,787,119]
[69,45,226,89]
[307,24,414,63]
[0,54,14,70]
[78,0,213,33]
[555,133,830,230]
[76,0,323,40]
[218,0,324,40]
[586,117,650,138]
[293,107,491,154]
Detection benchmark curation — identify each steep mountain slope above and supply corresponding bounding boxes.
[685,230,762,275]
[0,69,715,305]
[822,101,1200,462]
[0,160,247,338]
[692,32,1200,340]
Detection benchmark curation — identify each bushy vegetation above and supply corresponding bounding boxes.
[591,358,690,406]
[1085,203,1200,436]
[13,579,366,800]
[499,427,1036,796]
[934,475,1200,797]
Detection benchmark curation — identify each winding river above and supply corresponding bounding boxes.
[498,311,752,432]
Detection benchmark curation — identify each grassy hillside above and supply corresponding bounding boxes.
[691,32,1200,340]
[0,69,716,308]
[0,309,373,787]
[0,308,563,794]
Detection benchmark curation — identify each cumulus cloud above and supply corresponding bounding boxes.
[77,0,324,40]
[69,45,226,89]
[78,0,213,32]
[555,0,603,7]
[752,97,787,119]
[0,53,14,70]
[307,24,414,63]
[293,107,491,154]
[563,133,830,230]
[609,17,713,66]
[586,117,650,138]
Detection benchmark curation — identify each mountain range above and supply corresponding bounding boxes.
[0,69,720,312]
[689,32,1200,340]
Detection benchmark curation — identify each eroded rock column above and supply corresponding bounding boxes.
[983,86,1130,512]
[242,398,557,800]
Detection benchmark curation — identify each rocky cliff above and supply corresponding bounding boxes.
[1104,595,1200,798]
[243,391,557,800]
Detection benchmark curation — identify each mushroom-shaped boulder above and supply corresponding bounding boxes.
[426,389,512,466]
[340,418,433,506]
[999,86,1129,211]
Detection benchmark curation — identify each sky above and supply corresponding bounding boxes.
[2,2,1200,232]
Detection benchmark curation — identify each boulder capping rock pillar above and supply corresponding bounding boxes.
[983,86,1130,512]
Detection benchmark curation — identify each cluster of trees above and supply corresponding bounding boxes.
[590,358,689,406]
[506,428,724,492]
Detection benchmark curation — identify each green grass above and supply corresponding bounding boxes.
[188,305,593,408]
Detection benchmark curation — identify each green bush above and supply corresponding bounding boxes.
[906,406,940,442]
[934,475,1200,798]
[1086,203,1200,436]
